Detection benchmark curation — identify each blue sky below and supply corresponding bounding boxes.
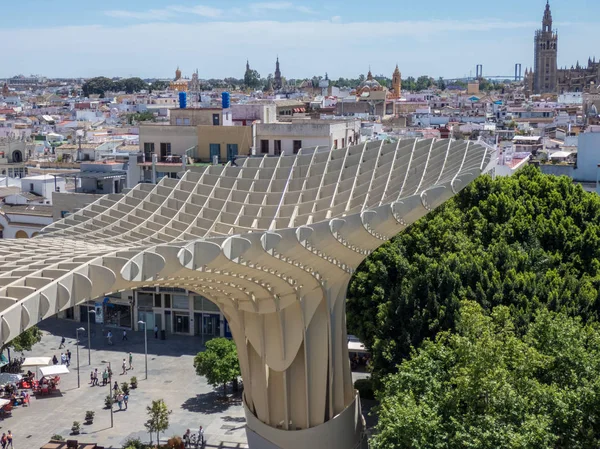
[0,0,598,80]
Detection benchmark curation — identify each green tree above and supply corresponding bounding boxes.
[144,399,171,444]
[244,69,261,89]
[373,301,600,449]
[437,77,446,90]
[348,166,600,378]
[1,326,42,359]
[149,80,169,91]
[82,77,114,97]
[415,75,433,91]
[193,338,240,397]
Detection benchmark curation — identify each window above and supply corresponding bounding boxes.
[176,118,183,125]
[341,138,345,148]
[154,294,162,307]
[143,142,155,156]
[29,183,34,191]
[96,180,104,191]
[173,295,188,310]
[334,139,338,149]
[274,140,282,156]
[212,114,220,126]
[183,118,190,125]
[260,139,269,154]
[293,140,302,154]
[164,294,171,308]
[160,142,171,158]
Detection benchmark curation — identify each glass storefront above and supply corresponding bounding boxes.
[104,303,132,328]
[174,313,190,334]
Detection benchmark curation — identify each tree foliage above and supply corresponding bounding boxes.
[194,338,240,396]
[244,69,262,89]
[82,77,148,96]
[348,166,600,378]
[1,326,42,355]
[144,399,171,444]
[373,301,600,449]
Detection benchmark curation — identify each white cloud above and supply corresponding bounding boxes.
[249,2,316,14]
[168,5,223,18]
[106,5,224,21]
[331,16,342,23]
[0,19,592,80]
[105,9,176,21]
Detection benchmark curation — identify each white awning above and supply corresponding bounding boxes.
[0,398,10,407]
[22,357,52,367]
[40,365,70,377]
[348,341,368,354]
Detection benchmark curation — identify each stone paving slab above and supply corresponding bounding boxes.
[1,318,249,449]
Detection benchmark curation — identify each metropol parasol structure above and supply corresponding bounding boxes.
[0,138,495,449]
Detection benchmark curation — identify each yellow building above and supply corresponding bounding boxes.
[392,65,402,99]
[197,125,253,162]
[169,66,189,92]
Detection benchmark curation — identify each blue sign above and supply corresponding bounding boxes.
[103,297,110,304]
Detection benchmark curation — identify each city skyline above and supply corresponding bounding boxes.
[0,0,598,80]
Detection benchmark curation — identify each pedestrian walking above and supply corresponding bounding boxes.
[52,354,58,365]
[102,368,108,386]
[1,432,7,449]
[128,352,133,370]
[122,330,128,341]
[107,331,113,345]
[60,353,66,365]
[123,393,129,410]
[113,381,119,394]
[66,349,72,366]
[117,393,124,410]
[121,358,127,375]
[154,325,158,339]
[59,336,65,349]
[90,371,94,385]
[94,368,99,386]
[6,431,12,449]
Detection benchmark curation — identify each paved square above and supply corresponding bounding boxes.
[2,318,248,449]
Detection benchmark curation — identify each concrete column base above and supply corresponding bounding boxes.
[244,392,368,449]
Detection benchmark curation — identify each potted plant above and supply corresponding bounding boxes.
[121,382,130,395]
[104,395,114,409]
[130,376,138,389]
[85,410,95,424]
[71,421,81,435]
[51,434,65,442]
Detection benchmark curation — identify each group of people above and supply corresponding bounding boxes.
[0,431,13,449]
[52,350,71,366]
[183,427,204,447]
[106,330,129,346]
[89,367,111,386]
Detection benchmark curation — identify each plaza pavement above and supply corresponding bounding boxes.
[1,318,375,449]
[1,318,249,449]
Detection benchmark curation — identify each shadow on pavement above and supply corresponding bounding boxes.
[37,317,209,358]
[222,416,245,423]
[181,391,236,414]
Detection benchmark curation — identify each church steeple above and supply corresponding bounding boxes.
[367,67,373,81]
[274,56,282,90]
[542,0,553,33]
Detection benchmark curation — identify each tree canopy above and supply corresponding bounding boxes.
[193,338,240,396]
[348,166,600,378]
[373,301,600,449]
[144,399,171,444]
[82,77,149,96]
[1,326,42,356]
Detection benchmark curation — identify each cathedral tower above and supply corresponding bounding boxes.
[392,64,402,99]
[534,1,558,94]
[274,57,282,90]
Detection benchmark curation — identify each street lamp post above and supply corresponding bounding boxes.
[87,308,96,365]
[75,327,85,388]
[138,320,148,380]
[108,362,113,428]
